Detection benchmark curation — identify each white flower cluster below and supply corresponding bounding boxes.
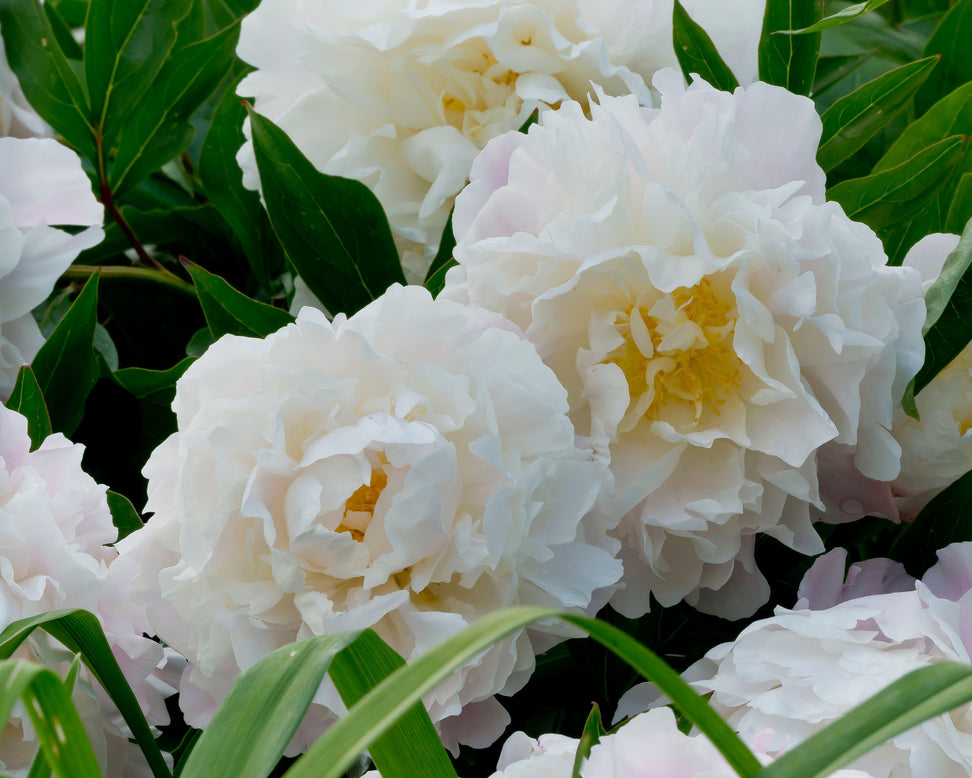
[117,284,621,750]
[0,137,104,399]
[616,543,972,778]
[0,405,173,777]
[442,72,925,618]
[235,0,764,280]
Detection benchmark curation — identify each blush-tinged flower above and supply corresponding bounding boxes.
[443,73,925,619]
[0,137,104,399]
[0,405,172,778]
[235,0,764,281]
[118,284,619,751]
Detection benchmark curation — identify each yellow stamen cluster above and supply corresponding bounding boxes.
[337,469,388,541]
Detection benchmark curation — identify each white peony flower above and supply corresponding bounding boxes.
[235,0,764,281]
[442,72,925,619]
[0,137,104,399]
[793,547,915,610]
[0,405,173,778]
[887,232,972,519]
[117,284,620,751]
[669,580,972,777]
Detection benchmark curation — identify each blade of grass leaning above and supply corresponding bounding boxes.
[283,607,761,778]
[0,609,170,778]
[329,630,458,778]
[756,662,972,778]
[178,632,361,778]
[0,659,103,778]
[26,652,83,778]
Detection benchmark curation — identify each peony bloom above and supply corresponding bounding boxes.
[0,137,104,399]
[235,0,764,281]
[644,543,972,778]
[117,284,620,751]
[886,232,972,519]
[442,73,925,619]
[0,405,173,777]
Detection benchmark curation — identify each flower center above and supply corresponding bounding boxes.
[337,468,387,542]
[608,277,742,425]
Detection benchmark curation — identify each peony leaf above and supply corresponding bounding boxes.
[329,630,458,778]
[178,631,361,778]
[183,261,294,339]
[199,73,286,292]
[889,469,972,577]
[916,0,972,116]
[827,134,965,240]
[672,0,739,92]
[911,220,972,394]
[0,659,103,778]
[776,0,890,35]
[83,0,194,138]
[811,49,882,99]
[5,366,53,451]
[817,56,938,172]
[106,491,144,542]
[30,274,101,438]
[946,172,972,235]
[283,608,762,778]
[0,0,95,161]
[758,0,822,96]
[571,703,608,778]
[423,208,458,298]
[756,662,972,778]
[114,358,194,399]
[107,19,240,195]
[247,108,407,316]
[0,609,171,778]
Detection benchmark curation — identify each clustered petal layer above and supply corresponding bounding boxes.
[0,405,172,777]
[235,0,764,280]
[443,72,925,618]
[117,285,621,750]
[0,137,104,398]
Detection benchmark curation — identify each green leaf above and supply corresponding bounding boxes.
[0,660,103,778]
[811,50,881,99]
[83,0,194,135]
[0,0,95,160]
[26,653,84,778]
[114,357,194,399]
[758,0,822,95]
[106,491,143,542]
[946,172,972,234]
[247,108,407,316]
[179,632,360,778]
[199,73,286,291]
[283,608,761,778]
[827,134,966,239]
[777,0,891,34]
[5,366,52,451]
[30,274,101,437]
[890,469,972,577]
[917,0,972,115]
[672,0,739,92]
[756,663,972,778]
[423,208,457,298]
[329,631,458,778]
[911,222,972,393]
[184,261,295,339]
[571,704,607,778]
[107,20,240,195]
[0,610,170,778]
[43,3,83,60]
[817,56,938,172]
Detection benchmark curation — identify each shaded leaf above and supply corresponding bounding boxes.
[779,0,891,34]
[672,0,739,92]
[817,56,938,172]
[184,261,294,339]
[247,108,406,316]
[758,0,822,95]
[330,631,458,778]
[946,173,972,234]
[30,274,101,437]
[5,366,52,451]
[107,491,143,542]
[811,50,881,99]
[917,0,972,115]
[114,357,194,399]
[424,208,457,298]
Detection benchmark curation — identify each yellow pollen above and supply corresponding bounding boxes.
[609,277,741,423]
[442,95,466,112]
[337,469,387,542]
